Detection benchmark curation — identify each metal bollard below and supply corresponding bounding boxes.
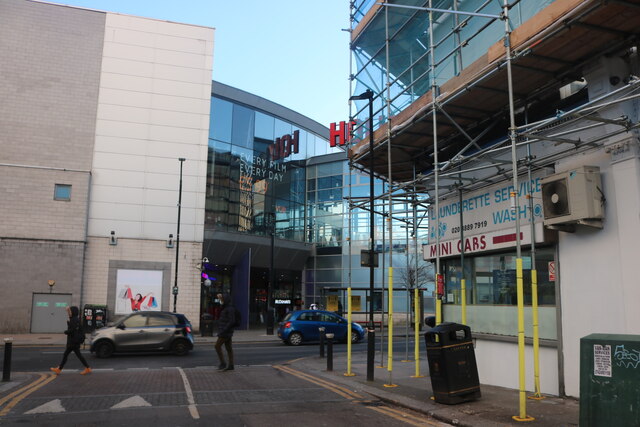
[326,333,334,371]
[3,338,13,382]
[319,327,325,358]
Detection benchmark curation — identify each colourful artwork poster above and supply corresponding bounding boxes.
[115,269,163,315]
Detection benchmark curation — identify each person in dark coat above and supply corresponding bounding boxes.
[215,293,236,371]
[50,306,91,375]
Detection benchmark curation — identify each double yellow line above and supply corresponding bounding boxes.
[274,365,365,401]
[275,365,446,427]
[368,405,447,427]
[0,373,56,417]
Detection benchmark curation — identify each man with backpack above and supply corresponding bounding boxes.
[215,293,237,371]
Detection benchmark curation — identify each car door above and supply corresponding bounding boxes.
[320,312,346,340]
[296,312,321,341]
[145,313,177,350]
[113,313,148,351]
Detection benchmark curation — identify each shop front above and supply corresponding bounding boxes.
[424,175,561,393]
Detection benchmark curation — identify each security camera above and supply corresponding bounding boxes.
[202,257,209,264]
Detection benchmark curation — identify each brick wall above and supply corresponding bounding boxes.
[0,239,84,333]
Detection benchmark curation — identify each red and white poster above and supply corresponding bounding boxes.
[548,261,556,281]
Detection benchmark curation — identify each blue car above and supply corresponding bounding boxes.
[277,310,365,346]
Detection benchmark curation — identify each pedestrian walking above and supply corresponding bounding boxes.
[215,293,236,371]
[50,306,91,375]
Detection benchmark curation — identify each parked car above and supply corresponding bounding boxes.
[277,310,365,346]
[89,311,194,358]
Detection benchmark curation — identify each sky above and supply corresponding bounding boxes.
[50,0,351,128]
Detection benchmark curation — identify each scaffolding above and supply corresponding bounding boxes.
[348,0,640,419]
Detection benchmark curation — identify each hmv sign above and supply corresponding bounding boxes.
[329,121,356,147]
[268,130,299,160]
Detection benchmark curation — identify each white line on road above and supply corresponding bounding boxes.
[177,367,199,420]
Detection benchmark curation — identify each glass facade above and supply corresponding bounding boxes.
[206,96,340,238]
[204,84,433,324]
[305,159,432,312]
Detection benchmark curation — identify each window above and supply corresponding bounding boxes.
[122,314,147,328]
[54,184,71,201]
[210,98,233,143]
[147,314,175,327]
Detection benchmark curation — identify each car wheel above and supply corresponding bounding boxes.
[288,332,303,346]
[351,331,361,344]
[171,339,190,356]
[95,341,114,358]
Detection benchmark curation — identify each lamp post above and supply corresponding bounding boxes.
[173,157,186,313]
[266,212,275,335]
[350,89,375,381]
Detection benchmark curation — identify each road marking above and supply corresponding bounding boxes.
[177,367,199,420]
[368,405,447,426]
[0,374,48,408]
[24,398,65,414]
[274,365,364,401]
[111,395,151,409]
[0,373,56,417]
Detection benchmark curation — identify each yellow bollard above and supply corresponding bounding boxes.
[512,258,534,422]
[344,287,355,377]
[385,267,397,387]
[412,287,424,378]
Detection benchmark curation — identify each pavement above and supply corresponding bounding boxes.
[1,329,579,426]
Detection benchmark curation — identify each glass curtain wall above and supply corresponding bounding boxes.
[207,96,339,238]
[306,159,432,313]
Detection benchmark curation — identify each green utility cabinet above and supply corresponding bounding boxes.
[580,334,640,427]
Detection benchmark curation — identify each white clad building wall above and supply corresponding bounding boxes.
[82,12,214,324]
[556,140,640,397]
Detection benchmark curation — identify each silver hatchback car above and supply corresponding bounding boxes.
[89,311,194,358]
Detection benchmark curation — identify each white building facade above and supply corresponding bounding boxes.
[0,0,213,331]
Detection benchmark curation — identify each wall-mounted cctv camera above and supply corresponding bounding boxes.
[202,257,209,263]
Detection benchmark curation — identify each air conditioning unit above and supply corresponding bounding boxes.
[541,166,604,229]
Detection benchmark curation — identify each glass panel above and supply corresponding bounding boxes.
[147,314,175,326]
[123,314,147,328]
[210,97,232,143]
[317,175,343,189]
[254,111,274,140]
[316,269,342,283]
[232,104,254,148]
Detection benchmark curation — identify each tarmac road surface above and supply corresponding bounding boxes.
[0,364,451,427]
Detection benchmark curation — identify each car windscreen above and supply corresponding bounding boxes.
[283,312,294,321]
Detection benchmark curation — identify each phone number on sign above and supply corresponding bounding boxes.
[451,221,488,234]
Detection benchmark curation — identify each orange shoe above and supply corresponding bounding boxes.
[80,367,92,375]
[50,367,61,375]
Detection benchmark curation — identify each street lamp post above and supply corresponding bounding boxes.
[350,89,375,381]
[173,157,186,313]
[267,212,275,335]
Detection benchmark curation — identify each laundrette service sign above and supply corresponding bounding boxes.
[423,174,546,260]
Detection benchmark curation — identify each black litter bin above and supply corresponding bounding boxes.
[200,313,213,337]
[83,305,108,333]
[424,322,481,404]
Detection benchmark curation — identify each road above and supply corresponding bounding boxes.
[1,338,448,426]
[9,338,420,372]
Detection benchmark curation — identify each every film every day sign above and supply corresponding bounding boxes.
[423,174,547,260]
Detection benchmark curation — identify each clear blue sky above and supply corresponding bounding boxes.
[51,0,351,128]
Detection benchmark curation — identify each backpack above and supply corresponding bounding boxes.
[233,307,241,328]
[72,320,85,344]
